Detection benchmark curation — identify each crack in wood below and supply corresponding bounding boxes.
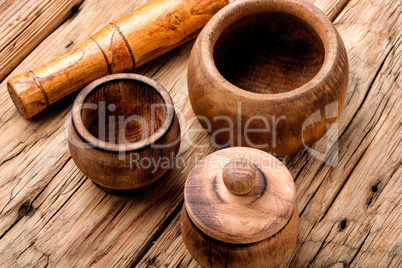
[0,155,72,239]
[340,40,396,140]
[41,175,87,228]
[0,144,28,166]
[0,0,86,83]
[65,41,74,49]
[130,199,185,267]
[307,222,338,266]
[301,34,400,222]
[299,161,326,217]
[64,2,84,22]
[319,144,369,221]
[348,230,371,266]
[0,0,401,266]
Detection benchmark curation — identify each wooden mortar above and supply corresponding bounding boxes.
[181,147,299,267]
[68,73,180,193]
[187,0,349,156]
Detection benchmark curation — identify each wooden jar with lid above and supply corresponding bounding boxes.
[181,147,299,267]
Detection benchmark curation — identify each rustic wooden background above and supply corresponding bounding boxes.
[0,0,401,267]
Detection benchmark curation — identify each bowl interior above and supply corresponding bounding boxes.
[81,79,166,144]
[213,12,325,94]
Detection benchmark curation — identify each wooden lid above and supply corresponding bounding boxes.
[184,147,296,244]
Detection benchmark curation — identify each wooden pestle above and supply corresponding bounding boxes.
[7,0,230,118]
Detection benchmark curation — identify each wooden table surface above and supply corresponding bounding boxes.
[0,0,400,267]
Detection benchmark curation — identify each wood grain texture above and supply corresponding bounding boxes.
[181,206,299,268]
[0,0,85,82]
[138,0,402,266]
[0,0,197,266]
[222,159,257,195]
[0,0,400,267]
[184,147,296,244]
[182,147,298,266]
[213,13,325,94]
[7,0,230,118]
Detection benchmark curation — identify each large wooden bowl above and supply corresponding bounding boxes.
[187,0,349,156]
[68,74,180,193]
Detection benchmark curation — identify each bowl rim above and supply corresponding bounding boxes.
[71,73,175,153]
[199,0,340,100]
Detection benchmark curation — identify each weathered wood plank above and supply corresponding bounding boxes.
[0,155,184,267]
[284,33,401,267]
[317,36,402,268]
[0,0,348,237]
[0,0,217,266]
[0,0,400,267]
[138,212,201,268]
[0,0,154,239]
[0,0,85,82]
[136,0,402,266]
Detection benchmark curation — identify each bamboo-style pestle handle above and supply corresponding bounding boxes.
[7,0,230,118]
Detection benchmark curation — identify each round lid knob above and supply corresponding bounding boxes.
[222,160,256,195]
[184,147,296,244]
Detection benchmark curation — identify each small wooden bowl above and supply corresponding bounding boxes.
[181,147,299,267]
[188,0,349,156]
[68,74,180,193]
